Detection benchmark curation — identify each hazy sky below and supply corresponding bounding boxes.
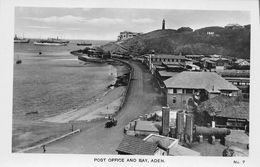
[15,7,250,40]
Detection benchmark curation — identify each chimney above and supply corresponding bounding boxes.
[162,106,170,136]
[185,114,193,143]
[176,111,185,141]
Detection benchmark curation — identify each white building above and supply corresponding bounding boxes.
[117,31,142,41]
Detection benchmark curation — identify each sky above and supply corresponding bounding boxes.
[15,7,251,40]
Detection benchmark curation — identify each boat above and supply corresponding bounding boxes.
[14,34,30,43]
[77,42,92,46]
[16,55,22,64]
[33,37,69,46]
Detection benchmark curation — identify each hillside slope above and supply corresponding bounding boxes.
[101,25,250,59]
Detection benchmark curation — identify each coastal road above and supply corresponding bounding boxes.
[29,61,166,154]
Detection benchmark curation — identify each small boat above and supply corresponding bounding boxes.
[77,42,92,46]
[14,34,30,43]
[16,59,22,64]
[16,55,22,64]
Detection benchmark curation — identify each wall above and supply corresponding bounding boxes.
[135,130,159,136]
[167,92,194,110]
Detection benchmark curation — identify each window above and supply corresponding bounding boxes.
[173,89,177,93]
[168,89,173,94]
[186,89,193,94]
[173,97,176,103]
[176,89,183,94]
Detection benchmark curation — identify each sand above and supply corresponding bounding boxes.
[43,86,126,123]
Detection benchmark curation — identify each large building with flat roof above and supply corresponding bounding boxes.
[164,71,240,109]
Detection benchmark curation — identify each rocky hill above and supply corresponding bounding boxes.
[101,25,250,59]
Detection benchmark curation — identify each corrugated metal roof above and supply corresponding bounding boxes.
[116,136,158,155]
[164,71,239,92]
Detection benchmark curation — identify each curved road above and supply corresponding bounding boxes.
[30,61,166,154]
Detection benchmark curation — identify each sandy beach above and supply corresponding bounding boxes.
[43,84,126,123]
[12,43,130,151]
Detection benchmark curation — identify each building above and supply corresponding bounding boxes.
[116,135,159,155]
[164,71,240,109]
[150,54,187,65]
[235,59,250,66]
[117,31,142,41]
[157,71,179,81]
[218,70,250,98]
[116,134,200,156]
[207,32,215,35]
[218,70,250,87]
[198,95,249,130]
[143,134,200,156]
[124,120,160,136]
[185,55,205,61]
[202,57,231,71]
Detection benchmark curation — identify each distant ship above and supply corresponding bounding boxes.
[77,42,92,46]
[33,37,69,46]
[14,34,30,43]
[70,47,111,63]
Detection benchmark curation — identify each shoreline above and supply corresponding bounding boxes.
[12,59,131,152]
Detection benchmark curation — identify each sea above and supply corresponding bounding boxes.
[13,39,117,150]
[13,39,116,118]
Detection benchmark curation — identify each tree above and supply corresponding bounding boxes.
[176,27,193,33]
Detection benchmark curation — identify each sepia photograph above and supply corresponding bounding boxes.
[0,0,259,167]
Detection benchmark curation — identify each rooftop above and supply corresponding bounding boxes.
[164,71,239,93]
[135,120,159,132]
[144,134,178,149]
[143,134,200,156]
[198,95,249,120]
[158,71,179,77]
[116,135,158,155]
[218,70,250,78]
[185,55,205,58]
[152,54,186,59]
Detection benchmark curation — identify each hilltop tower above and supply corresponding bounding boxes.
[162,19,165,30]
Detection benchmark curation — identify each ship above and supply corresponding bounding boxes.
[70,47,111,63]
[33,37,69,46]
[77,42,92,46]
[14,34,30,43]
